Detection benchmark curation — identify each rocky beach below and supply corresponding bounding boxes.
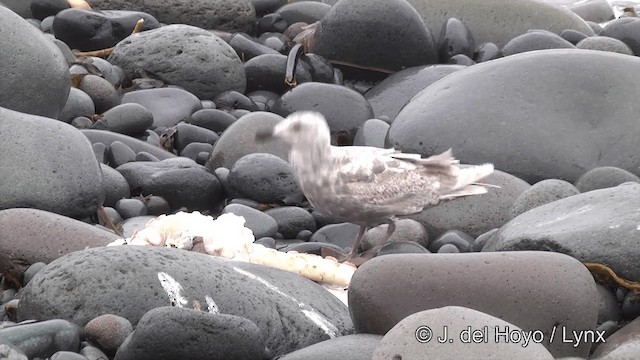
[1,0,640,359]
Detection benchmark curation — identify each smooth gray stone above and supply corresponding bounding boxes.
[0,320,80,359]
[501,29,576,56]
[108,25,245,100]
[311,0,437,71]
[574,166,640,192]
[352,119,389,148]
[120,88,203,129]
[85,314,133,356]
[576,35,633,55]
[264,206,317,239]
[591,315,640,359]
[82,129,176,160]
[86,0,255,33]
[272,82,374,145]
[116,159,222,211]
[364,65,465,122]
[77,74,120,114]
[99,103,154,136]
[58,87,95,123]
[0,107,104,218]
[1,0,33,17]
[114,307,265,360]
[564,0,614,23]
[349,252,598,358]
[279,334,382,360]
[484,184,640,282]
[226,153,303,204]
[0,208,119,264]
[510,179,580,218]
[407,0,594,48]
[0,6,70,118]
[207,111,289,170]
[361,218,428,251]
[372,307,554,360]
[388,49,640,183]
[17,246,353,357]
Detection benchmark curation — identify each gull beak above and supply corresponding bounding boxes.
[255,128,275,142]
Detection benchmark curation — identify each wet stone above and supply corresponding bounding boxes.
[0,320,80,359]
[53,9,160,51]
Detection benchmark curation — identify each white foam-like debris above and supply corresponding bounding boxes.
[233,267,340,338]
[107,211,353,303]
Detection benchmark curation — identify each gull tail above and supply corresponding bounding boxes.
[454,163,495,190]
[440,164,497,200]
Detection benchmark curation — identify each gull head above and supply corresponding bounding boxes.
[255,111,331,146]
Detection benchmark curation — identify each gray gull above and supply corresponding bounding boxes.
[256,111,496,262]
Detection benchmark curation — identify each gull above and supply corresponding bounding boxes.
[256,111,496,262]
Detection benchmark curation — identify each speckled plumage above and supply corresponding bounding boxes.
[264,111,496,260]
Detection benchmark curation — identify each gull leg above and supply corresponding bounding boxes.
[346,224,367,261]
[379,219,397,245]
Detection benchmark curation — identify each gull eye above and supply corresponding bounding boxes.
[291,122,302,132]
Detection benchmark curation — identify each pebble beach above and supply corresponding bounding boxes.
[1,0,640,359]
